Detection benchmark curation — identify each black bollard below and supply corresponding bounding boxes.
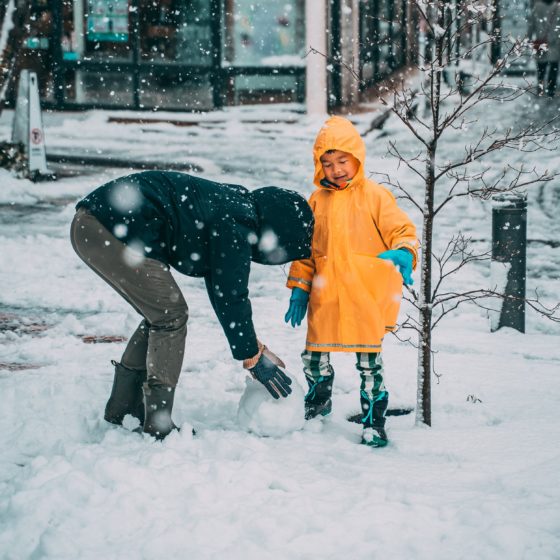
[491,193,527,333]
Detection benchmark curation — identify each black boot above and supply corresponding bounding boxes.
[142,382,178,440]
[304,366,335,420]
[360,390,389,448]
[104,360,147,425]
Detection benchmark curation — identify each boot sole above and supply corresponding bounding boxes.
[361,436,389,448]
[304,400,333,420]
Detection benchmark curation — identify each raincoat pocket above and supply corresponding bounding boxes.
[354,255,403,332]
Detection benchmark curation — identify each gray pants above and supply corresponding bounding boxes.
[70,209,188,387]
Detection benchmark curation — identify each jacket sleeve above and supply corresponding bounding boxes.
[286,258,315,293]
[205,223,259,361]
[286,192,316,292]
[372,185,419,269]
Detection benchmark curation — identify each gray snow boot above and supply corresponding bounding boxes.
[104,360,147,425]
[142,382,178,440]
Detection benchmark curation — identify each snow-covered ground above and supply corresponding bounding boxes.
[0,86,559,559]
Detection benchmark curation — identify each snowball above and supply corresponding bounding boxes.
[237,374,305,437]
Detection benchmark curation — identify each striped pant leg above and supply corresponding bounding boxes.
[355,352,389,426]
[301,350,333,384]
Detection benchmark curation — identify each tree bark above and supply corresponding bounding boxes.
[416,140,435,427]
[416,5,445,426]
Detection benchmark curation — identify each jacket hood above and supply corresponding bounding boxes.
[313,116,366,189]
[250,187,314,265]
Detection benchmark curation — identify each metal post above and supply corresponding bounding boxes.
[491,193,527,333]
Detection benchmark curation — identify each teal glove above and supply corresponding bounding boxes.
[377,248,414,285]
[284,287,309,327]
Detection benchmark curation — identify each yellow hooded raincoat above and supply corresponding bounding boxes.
[287,116,418,352]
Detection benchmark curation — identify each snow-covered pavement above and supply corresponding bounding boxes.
[0,90,559,559]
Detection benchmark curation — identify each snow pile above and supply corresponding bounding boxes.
[237,374,306,437]
[1,83,560,558]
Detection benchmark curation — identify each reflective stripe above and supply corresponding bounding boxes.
[306,341,382,350]
[288,275,312,287]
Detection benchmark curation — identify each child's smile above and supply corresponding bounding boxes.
[320,149,360,187]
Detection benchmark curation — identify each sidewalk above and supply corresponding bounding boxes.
[1,84,560,559]
[0,94,396,179]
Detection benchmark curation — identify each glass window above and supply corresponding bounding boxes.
[223,0,304,67]
[70,71,135,105]
[21,0,55,100]
[79,0,134,62]
[139,0,214,66]
[138,69,213,109]
[232,74,300,103]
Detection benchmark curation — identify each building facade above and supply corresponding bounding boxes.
[17,0,415,112]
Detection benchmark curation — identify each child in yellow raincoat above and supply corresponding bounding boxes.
[285,116,418,447]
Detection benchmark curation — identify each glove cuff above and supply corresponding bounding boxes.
[243,340,265,370]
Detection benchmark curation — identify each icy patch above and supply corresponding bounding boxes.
[237,374,305,437]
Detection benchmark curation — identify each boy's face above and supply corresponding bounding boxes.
[320,150,360,187]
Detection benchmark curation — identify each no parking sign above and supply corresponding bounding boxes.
[12,70,55,180]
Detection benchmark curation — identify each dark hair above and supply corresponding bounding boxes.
[541,0,555,5]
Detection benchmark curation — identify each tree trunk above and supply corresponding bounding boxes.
[416,6,445,426]
[416,142,435,427]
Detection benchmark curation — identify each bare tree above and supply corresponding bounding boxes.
[310,0,560,426]
[376,0,560,425]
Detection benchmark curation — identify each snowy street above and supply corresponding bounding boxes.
[1,89,560,559]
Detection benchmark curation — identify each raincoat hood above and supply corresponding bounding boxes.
[250,187,314,265]
[313,116,366,189]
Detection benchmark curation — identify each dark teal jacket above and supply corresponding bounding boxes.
[77,171,313,360]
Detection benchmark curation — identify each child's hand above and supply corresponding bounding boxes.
[284,287,310,327]
[377,249,414,285]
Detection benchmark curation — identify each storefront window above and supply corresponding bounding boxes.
[21,0,56,100]
[83,0,133,61]
[223,0,304,67]
[359,0,406,86]
[139,69,213,109]
[53,0,305,109]
[79,71,135,104]
[139,0,213,66]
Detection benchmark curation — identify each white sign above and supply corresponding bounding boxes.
[12,70,53,179]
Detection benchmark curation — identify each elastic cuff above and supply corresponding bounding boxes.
[243,340,265,370]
